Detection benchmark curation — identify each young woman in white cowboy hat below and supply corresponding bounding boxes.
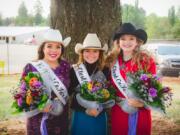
[69,33,110,135]
[21,29,71,135]
[106,23,156,135]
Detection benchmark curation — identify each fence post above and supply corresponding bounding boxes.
[0,60,5,75]
[6,37,10,75]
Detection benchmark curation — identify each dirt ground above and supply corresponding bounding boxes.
[152,116,180,135]
[0,118,25,135]
[0,77,180,135]
[0,117,180,135]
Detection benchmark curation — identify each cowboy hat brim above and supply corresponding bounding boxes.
[63,37,71,47]
[42,37,71,47]
[75,43,108,54]
[113,29,147,44]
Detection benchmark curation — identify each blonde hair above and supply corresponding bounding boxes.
[77,50,105,70]
[105,38,152,72]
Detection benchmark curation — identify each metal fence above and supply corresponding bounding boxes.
[0,44,38,74]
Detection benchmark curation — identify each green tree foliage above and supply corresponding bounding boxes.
[0,13,3,25]
[171,20,180,39]
[27,15,35,26]
[177,6,180,19]
[171,6,180,39]
[158,17,171,39]
[33,0,43,25]
[146,14,171,39]
[0,0,179,40]
[168,6,176,26]
[3,17,15,26]
[122,3,180,40]
[18,2,28,18]
[16,1,28,25]
[122,0,146,29]
[0,0,48,26]
[145,14,158,39]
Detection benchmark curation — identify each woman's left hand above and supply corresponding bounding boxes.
[43,104,52,113]
[127,98,144,108]
[86,108,100,117]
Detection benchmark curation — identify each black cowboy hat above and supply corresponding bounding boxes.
[113,23,148,44]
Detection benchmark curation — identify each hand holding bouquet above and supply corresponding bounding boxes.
[11,72,48,117]
[123,71,173,114]
[76,81,116,111]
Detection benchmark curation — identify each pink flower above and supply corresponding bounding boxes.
[17,98,23,106]
[20,81,26,91]
[32,81,42,89]
[152,74,161,81]
[92,86,100,92]
[140,74,149,81]
[163,87,171,93]
[14,93,22,99]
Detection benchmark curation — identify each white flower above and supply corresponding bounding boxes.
[148,96,153,102]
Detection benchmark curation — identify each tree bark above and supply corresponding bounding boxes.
[50,0,121,63]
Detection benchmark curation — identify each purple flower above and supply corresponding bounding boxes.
[91,86,100,92]
[163,87,170,93]
[20,81,26,91]
[148,88,157,98]
[32,81,42,89]
[17,98,22,106]
[140,74,148,81]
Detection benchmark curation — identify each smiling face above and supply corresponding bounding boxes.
[119,34,138,55]
[43,41,62,62]
[82,49,100,64]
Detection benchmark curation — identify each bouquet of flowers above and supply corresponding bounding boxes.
[76,81,116,110]
[125,71,173,113]
[11,72,48,117]
[81,81,116,102]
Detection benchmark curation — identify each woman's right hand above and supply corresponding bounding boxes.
[43,99,64,115]
[127,98,144,108]
[43,104,52,113]
[85,108,100,117]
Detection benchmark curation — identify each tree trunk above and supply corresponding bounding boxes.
[50,0,121,63]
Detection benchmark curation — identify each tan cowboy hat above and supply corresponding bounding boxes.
[42,29,71,47]
[75,33,108,54]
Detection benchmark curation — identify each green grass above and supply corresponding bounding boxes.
[152,80,180,124]
[163,81,180,124]
[0,75,20,120]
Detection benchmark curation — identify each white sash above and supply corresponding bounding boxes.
[73,63,91,84]
[31,60,68,105]
[111,60,128,98]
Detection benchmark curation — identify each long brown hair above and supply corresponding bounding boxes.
[37,42,64,63]
[131,39,152,71]
[77,49,105,70]
[105,38,152,71]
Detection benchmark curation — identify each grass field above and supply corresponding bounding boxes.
[0,75,20,120]
[0,75,180,134]
[161,77,180,124]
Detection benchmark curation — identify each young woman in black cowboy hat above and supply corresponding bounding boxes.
[106,23,156,135]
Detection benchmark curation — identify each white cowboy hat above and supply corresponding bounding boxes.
[75,33,108,54]
[42,29,71,47]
